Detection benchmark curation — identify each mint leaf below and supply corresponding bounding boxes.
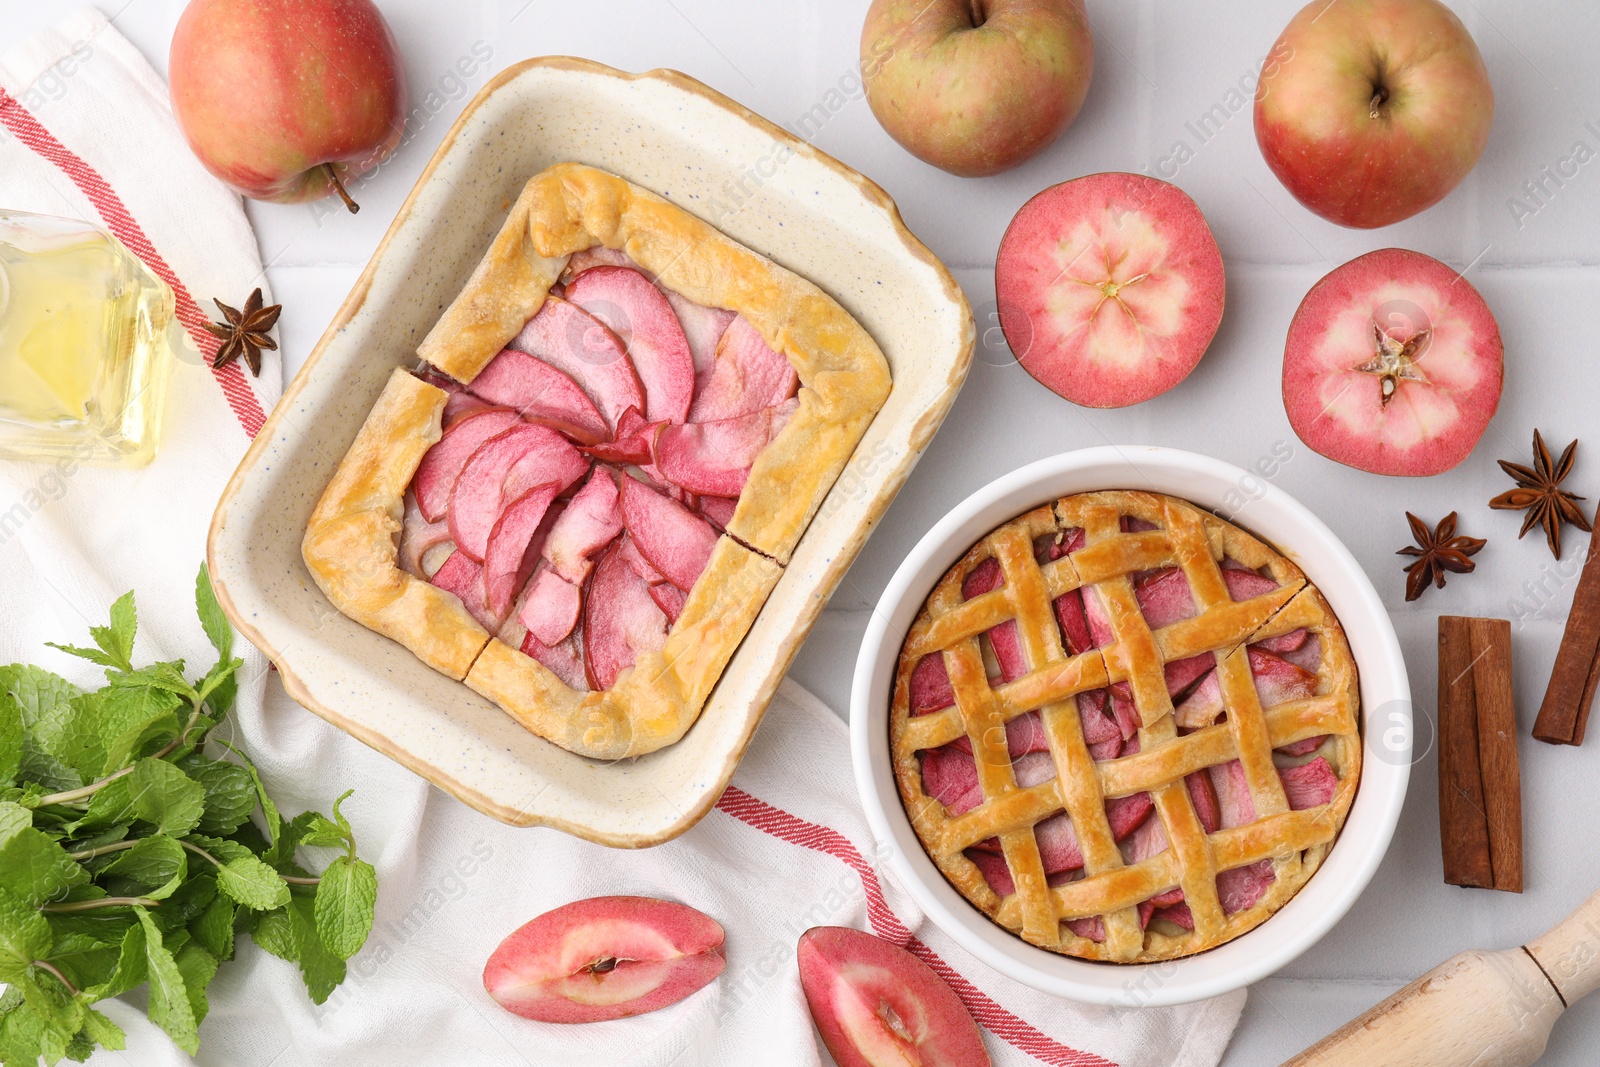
[81,921,145,1004]
[0,992,62,1067]
[3,665,87,790]
[174,943,218,1028]
[294,812,347,850]
[287,896,344,1004]
[109,662,194,701]
[194,657,242,721]
[136,909,198,1054]
[189,895,234,960]
[179,756,255,835]
[13,968,83,1045]
[0,691,21,788]
[0,824,88,906]
[99,835,186,900]
[249,906,297,962]
[183,834,253,865]
[78,1004,125,1052]
[216,855,290,911]
[0,885,51,982]
[129,759,205,837]
[214,740,280,847]
[44,642,125,671]
[195,565,233,663]
[102,591,138,671]
[98,686,182,775]
[0,801,32,840]
[50,693,109,783]
[313,856,376,960]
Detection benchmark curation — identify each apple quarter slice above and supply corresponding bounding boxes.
[648,581,688,624]
[687,317,798,423]
[655,398,798,498]
[583,539,670,690]
[429,551,498,632]
[566,266,697,425]
[618,474,719,593]
[468,348,609,445]
[483,483,562,619]
[667,292,735,380]
[995,171,1225,408]
[521,625,588,692]
[511,295,646,432]
[413,408,522,523]
[447,424,587,562]
[519,565,583,647]
[1282,247,1503,476]
[542,467,624,584]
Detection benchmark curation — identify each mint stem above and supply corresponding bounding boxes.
[68,839,142,861]
[281,875,320,886]
[32,959,79,996]
[41,897,159,912]
[178,839,222,867]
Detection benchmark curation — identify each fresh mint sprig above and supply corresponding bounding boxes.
[0,565,377,1065]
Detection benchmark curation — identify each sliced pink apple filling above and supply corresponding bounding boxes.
[401,253,803,692]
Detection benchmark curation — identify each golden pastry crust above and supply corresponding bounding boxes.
[465,538,781,760]
[308,164,888,761]
[890,491,1361,963]
[418,162,892,564]
[301,369,492,680]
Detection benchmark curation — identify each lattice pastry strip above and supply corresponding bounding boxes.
[890,490,1362,963]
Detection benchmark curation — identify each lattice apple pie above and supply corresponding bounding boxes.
[891,491,1361,962]
[304,164,890,760]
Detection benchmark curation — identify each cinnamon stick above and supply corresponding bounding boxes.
[1533,535,1600,745]
[1438,616,1523,892]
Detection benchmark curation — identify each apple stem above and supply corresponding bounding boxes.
[967,0,987,28]
[324,163,360,214]
[1369,87,1389,119]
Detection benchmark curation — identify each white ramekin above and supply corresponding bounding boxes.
[850,446,1411,1007]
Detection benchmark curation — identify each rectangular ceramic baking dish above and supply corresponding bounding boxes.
[207,57,974,847]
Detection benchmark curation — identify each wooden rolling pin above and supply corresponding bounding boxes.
[1282,885,1600,1066]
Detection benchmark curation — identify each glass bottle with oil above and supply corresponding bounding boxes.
[0,211,175,467]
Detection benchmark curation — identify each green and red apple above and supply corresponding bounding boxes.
[861,0,1094,177]
[1253,0,1494,229]
[169,0,407,212]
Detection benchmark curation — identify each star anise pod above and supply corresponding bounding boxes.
[204,288,280,377]
[1397,512,1485,602]
[1489,430,1591,559]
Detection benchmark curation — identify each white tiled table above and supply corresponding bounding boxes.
[8,1,1599,1061]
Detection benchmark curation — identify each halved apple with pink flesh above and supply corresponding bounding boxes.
[994,172,1226,408]
[583,539,670,690]
[542,468,623,584]
[618,475,719,593]
[796,927,989,1067]
[655,399,798,498]
[1282,247,1503,476]
[415,408,522,523]
[512,296,646,432]
[566,266,697,424]
[468,348,610,445]
[483,896,725,1024]
[687,317,799,423]
[484,484,562,619]
[448,425,588,562]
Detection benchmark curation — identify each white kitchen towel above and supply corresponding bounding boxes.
[0,11,1246,1067]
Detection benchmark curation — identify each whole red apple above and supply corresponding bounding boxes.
[170,0,407,212]
[861,0,1093,178]
[1253,0,1493,229]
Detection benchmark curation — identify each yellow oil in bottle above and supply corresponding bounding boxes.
[0,211,175,467]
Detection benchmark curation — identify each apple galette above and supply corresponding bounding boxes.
[304,164,890,760]
[891,491,1361,962]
